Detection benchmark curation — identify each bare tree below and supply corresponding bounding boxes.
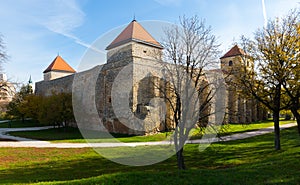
[237,9,300,150]
[0,34,13,101]
[159,16,221,170]
[0,34,7,66]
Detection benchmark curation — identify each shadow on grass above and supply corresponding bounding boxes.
[8,127,172,143]
[0,127,299,184]
[0,120,42,128]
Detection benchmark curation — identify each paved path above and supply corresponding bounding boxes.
[0,123,296,148]
[0,120,10,123]
[0,126,53,141]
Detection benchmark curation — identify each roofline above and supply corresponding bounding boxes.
[220,53,243,59]
[106,38,163,50]
[43,69,76,73]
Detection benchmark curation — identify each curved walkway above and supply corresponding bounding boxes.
[0,123,297,148]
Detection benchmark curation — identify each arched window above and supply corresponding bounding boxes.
[229,60,233,66]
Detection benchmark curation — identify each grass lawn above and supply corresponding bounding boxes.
[8,127,173,143]
[221,119,295,134]
[0,119,42,128]
[7,119,296,143]
[191,119,295,139]
[0,126,299,184]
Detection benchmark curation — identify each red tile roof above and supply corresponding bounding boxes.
[106,20,163,50]
[220,45,245,59]
[43,55,76,73]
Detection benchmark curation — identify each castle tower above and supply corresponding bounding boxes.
[43,55,76,81]
[220,45,254,123]
[106,19,163,63]
[96,20,164,135]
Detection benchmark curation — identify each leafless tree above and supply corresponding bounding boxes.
[0,34,7,70]
[159,16,222,170]
[0,34,12,98]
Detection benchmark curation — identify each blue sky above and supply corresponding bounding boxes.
[0,0,299,87]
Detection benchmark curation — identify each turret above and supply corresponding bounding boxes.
[43,55,75,81]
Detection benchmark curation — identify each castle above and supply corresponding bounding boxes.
[35,20,267,135]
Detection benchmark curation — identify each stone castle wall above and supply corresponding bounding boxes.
[36,41,268,135]
[35,74,74,96]
[43,71,74,81]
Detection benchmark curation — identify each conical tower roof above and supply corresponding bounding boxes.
[220,45,246,59]
[43,55,76,73]
[106,20,163,50]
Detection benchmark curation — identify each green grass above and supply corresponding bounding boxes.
[0,126,299,184]
[0,120,42,128]
[8,120,296,143]
[222,120,295,134]
[190,119,295,139]
[8,127,172,143]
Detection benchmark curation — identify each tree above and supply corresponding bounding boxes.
[237,9,300,150]
[0,34,12,97]
[6,84,33,122]
[0,34,7,69]
[34,93,74,128]
[9,91,74,127]
[160,16,221,169]
[281,9,300,135]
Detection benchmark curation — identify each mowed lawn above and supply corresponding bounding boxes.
[0,126,299,185]
[0,120,41,128]
[7,120,295,143]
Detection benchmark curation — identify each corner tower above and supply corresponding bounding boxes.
[221,45,248,73]
[220,45,256,124]
[105,20,163,64]
[96,20,164,135]
[43,55,76,81]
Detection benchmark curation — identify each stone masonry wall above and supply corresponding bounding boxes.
[35,74,74,96]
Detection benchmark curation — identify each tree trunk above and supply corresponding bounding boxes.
[273,84,281,150]
[273,110,281,150]
[176,148,186,170]
[291,108,300,135]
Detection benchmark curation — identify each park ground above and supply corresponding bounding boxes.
[0,120,299,184]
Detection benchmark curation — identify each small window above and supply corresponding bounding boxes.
[136,104,141,114]
[229,61,233,66]
[143,50,147,53]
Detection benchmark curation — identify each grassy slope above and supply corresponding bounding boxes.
[8,120,295,143]
[0,127,299,185]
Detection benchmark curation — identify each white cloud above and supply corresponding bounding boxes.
[40,0,85,35]
[262,0,268,28]
[0,0,86,83]
[265,0,299,19]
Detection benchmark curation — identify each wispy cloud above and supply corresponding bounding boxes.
[54,31,105,54]
[0,0,92,83]
[41,1,84,34]
[39,0,105,54]
[261,0,268,28]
